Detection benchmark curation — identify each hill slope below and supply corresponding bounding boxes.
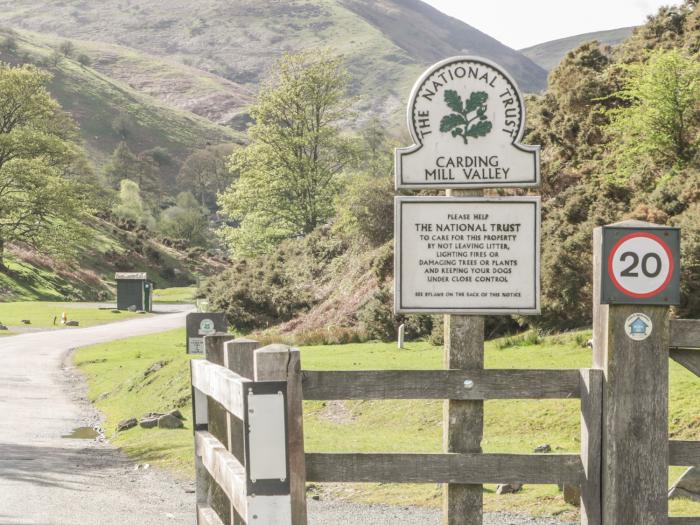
[521,27,636,71]
[0,216,225,302]
[0,28,243,182]
[0,0,547,126]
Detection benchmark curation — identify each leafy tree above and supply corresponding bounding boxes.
[104,142,162,201]
[0,63,92,268]
[359,116,395,175]
[48,50,62,68]
[77,53,91,67]
[177,143,235,210]
[58,40,75,58]
[219,50,356,256]
[158,192,210,247]
[606,49,700,180]
[111,112,133,140]
[1,36,17,53]
[104,141,139,186]
[112,179,155,229]
[334,174,394,246]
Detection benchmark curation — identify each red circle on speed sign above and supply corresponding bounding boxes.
[608,232,674,299]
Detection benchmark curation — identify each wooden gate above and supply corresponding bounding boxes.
[191,224,700,524]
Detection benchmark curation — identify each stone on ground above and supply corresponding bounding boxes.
[116,417,137,432]
[158,414,184,429]
[496,483,523,494]
[669,467,700,502]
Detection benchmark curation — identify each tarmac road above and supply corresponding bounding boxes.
[0,306,196,525]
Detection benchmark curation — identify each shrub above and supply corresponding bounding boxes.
[334,174,394,246]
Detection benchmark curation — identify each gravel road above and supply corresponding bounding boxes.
[307,500,575,525]
[0,307,575,525]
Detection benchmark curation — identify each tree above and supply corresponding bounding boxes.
[58,40,75,58]
[158,192,210,246]
[0,63,92,268]
[177,143,235,210]
[77,53,91,68]
[219,50,356,256]
[606,49,700,180]
[48,50,62,68]
[112,179,155,229]
[104,141,139,186]
[111,112,133,139]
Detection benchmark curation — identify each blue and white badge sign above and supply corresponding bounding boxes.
[395,56,540,190]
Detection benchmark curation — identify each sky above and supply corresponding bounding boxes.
[422,0,683,49]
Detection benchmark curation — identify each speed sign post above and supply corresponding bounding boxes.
[601,222,680,305]
[592,220,680,524]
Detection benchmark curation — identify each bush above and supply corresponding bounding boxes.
[357,286,397,341]
[334,174,394,246]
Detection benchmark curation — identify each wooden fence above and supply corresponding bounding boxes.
[191,337,306,525]
[668,319,700,525]
[192,319,699,525]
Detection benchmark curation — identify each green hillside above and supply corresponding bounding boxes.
[0,28,243,182]
[0,216,224,302]
[521,27,636,71]
[0,0,547,128]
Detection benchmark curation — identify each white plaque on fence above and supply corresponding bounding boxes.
[395,56,540,190]
[395,196,540,314]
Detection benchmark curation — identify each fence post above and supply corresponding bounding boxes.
[205,334,238,524]
[592,225,670,524]
[254,344,308,525]
[443,187,484,525]
[443,315,484,525]
[223,338,260,525]
[579,368,602,525]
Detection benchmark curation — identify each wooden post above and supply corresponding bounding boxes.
[442,190,484,525]
[443,316,484,524]
[254,344,308,525]
[205,335,237,525]
[592,226,670,524]
[579,368,602,525]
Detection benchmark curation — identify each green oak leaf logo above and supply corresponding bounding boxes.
[439,90,493,144]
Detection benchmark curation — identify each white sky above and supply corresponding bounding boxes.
[422,0,683,49]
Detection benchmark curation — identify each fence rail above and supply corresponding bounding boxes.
[300,367,603,524]
[301,369,582,400]
[305,452,584,484]
[670,319,700,349]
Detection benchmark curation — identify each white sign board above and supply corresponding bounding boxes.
[189,338,205,355]
[396,56,539,190]
[395,197,540,314]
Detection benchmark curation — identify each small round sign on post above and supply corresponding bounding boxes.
[601,223,680,305]
[624,313,653,341]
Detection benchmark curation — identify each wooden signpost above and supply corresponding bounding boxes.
[593,221,681,524]
[395,56,541,524]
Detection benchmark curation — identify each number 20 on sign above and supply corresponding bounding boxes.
[601,225,681,305]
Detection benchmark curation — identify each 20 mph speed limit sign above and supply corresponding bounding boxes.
[601,225,680,305]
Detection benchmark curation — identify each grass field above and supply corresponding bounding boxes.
[74,329,700,519]
[153,287,197,304]
[0,302,145,328]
